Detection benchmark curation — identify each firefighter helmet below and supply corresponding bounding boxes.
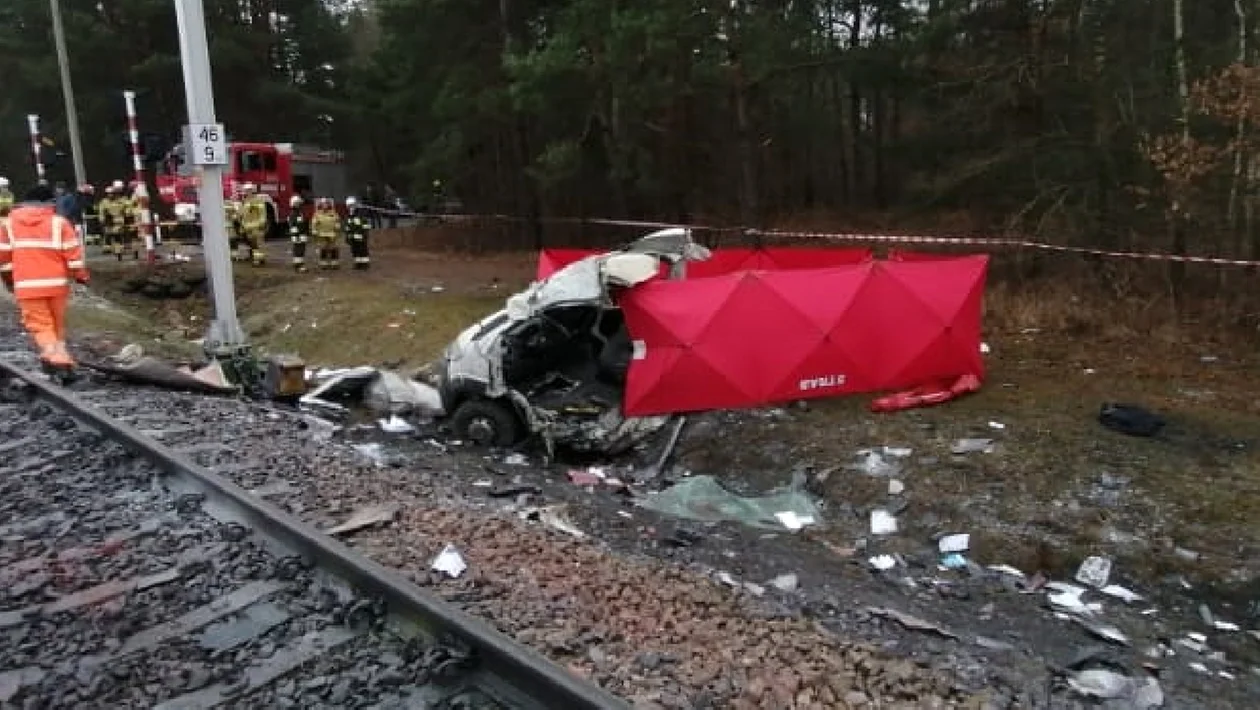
[290,195,303,208]
[111,180,125,191]
[345,196,357,208]
[241,182,257,194]
[0,177,9,188]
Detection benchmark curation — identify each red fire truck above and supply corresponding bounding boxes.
[156,141,350,236]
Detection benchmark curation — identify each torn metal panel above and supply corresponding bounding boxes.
[82,357,240,395]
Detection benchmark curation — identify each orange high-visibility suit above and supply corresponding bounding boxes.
[0,202,89,368]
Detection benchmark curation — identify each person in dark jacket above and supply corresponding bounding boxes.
[54,183,81,223]
[344,197,371,270]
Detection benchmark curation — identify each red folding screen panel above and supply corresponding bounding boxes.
[618,256,989,416]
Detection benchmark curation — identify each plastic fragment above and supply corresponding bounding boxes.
[774,511,815,531]
[987,564,1026,579]
[951,438,994,454]
[1075,556,1112,588]
[869,555,897,571]
[430,544,466,578]
[769,573,799,592]
[938,533,970,553]
[870,510,898,535]
[1100,584,1143,603]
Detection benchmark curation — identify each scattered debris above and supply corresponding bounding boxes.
[1067,669,1131,700]
[378,415,416,434]
[988,564,1027,580]
[773,511,815,531]
[350,443,388,467]
[866,606,958,640]
[988,420,1006,430]
[1174,547,1201,562]
[888,479,905,496]
[568,468,604,486]
[869,555,897,571]
[950,438,994,454]
[301,366,377,415]
[430,544,467,578]
[938,533,970,554]
[486,483,541,498]
[660,528,703,548]
[1098,403,1165,437]
[84,354,239,396]
[870,509,898,535]
[503,453,529,466]
[637,474,822,531]
[848,449,904,477]
[940,554,968,569]
[325,503,400,536]
[1075,556,1113,588]
[1199,603,1215,627]
[1074,617,1131,646]
[769,573,799,593]
[1048,585,1096,616]
[364,371,445,417]
[1100,585,1144,603]
[529,505,586,539]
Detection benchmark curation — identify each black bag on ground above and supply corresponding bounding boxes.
[1098,403,1165,437]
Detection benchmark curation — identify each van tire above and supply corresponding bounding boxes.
[450,399,523,447]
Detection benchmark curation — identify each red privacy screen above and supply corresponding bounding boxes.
[617,255,988,416]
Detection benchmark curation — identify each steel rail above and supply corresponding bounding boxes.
[0,360,629,710]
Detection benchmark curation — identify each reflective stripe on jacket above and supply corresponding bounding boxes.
[0,205,87,299]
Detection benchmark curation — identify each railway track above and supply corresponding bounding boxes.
[0,351,628,710]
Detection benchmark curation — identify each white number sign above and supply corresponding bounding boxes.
[187,123,228,166]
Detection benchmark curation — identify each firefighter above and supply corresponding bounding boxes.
[287,195,310,272]
[98,181,128,259]
[119,181,145,260]
[225,189,245,262]
[78,184,100,246]
[310,198,341,270]
[344,196,371,270]
[0,177,13,216]
[0,184,89,378]
[239,183,269,266]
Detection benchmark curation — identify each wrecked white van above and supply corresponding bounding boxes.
[436,228,710,454]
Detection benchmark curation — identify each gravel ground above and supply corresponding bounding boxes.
[0,330,509,709]
[20,298,1257,708]
[22,343,980,708]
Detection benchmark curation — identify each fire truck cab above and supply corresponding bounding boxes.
[157,141,349,237]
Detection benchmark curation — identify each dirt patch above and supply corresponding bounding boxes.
[82,247,535,368]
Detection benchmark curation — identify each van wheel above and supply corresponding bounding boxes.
[451,399,522,447]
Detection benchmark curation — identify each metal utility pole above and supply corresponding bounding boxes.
[172,0,246,353]
[49,0,86,187]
